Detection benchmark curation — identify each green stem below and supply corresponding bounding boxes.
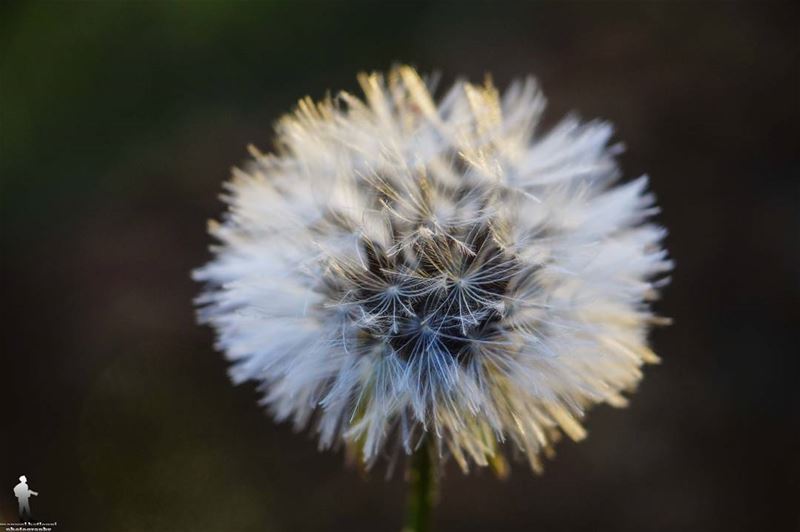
[404,440,436,532]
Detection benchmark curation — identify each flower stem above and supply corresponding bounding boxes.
[404,440,436,532]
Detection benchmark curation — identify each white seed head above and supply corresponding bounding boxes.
[194,66,672,473]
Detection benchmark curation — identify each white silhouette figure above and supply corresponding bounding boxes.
[13,475,38,520]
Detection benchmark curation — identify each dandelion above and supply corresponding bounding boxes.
[194,66,671,531]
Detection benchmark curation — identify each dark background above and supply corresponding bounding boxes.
[1,2,798,531]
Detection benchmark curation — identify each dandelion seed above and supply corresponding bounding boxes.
[194,66,671,474]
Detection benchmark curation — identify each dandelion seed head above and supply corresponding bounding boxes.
[194,66,671,472]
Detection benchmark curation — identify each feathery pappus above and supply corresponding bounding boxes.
[194,66,672,473]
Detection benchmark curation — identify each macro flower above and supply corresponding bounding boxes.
[194,66,671,473]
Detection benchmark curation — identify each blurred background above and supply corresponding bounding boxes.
[1,1,798,531]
